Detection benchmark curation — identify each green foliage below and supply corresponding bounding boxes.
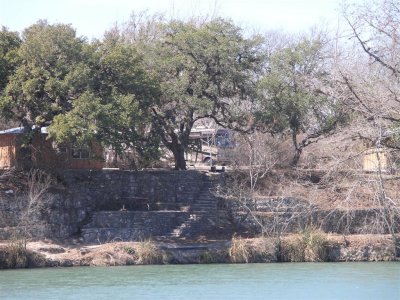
[153,19,262,117]
[257,38,324,132]
[0,18,346,169]
[0,21,84,130]
[48,38,161,165]
[144,18,264,169]
[122,245,135,255]
[0,20,162,166]
[255,35,344,164]
[0,27,21,92]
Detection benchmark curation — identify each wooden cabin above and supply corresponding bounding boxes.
[0,127,103,170]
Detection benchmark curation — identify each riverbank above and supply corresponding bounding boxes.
[0,234,398,269]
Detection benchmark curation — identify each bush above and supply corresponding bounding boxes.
[282,239,306,262]
[229,236,252,263]
[4,238,28,268]
[282,228,329,262]
[122,246,135,255]
[302,228,329,261]
[134,240,163,264]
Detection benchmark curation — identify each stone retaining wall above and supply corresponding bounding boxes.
[0,170,218,240]
[1,170,398,242]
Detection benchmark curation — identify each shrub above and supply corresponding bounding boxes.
[123,246,135,255]
[282,238,306,262]
[134,240,163,264]
[229,236,252,263]
[4,238,28,268]
[282,228,329,262]
[302,228,329,261]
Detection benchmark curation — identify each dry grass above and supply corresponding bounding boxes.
[3,238,28,268]
[229,236,277,263]
[301,228,329,262]
[229,236,252,263]
[134,239,164,265]
[282,227,329,262]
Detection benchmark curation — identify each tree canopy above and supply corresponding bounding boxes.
[255,34,344,165]
[0,21,84,133]
[0,27,21,93]
[0,8,396,170]
[143,18,264,169]
[48,37,161,166]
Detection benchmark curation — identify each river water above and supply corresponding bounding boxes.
[0,262,399,300]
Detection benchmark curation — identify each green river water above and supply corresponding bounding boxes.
[0,262,399,300]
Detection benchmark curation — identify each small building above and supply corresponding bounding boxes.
[0,127,103,170]
[363,148,391,173]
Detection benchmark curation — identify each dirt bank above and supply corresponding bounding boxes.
[0,234,398,269]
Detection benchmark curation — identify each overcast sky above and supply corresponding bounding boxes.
[0,0,360,39]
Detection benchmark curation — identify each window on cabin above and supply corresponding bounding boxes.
[72,148,91,159]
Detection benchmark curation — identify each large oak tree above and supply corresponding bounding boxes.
[143,18,264,169]
[0,21,85,134]
[48,36,161,167]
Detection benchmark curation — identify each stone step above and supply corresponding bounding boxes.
[83,211,190,229]
[81,209,218,242]
[195,198,217,202]
[192,203,217,208]
[81,227,151,243]
[191,208,217,213]
[168,213,217,238]
[193,200,217,204]
[96,197,184,211]
[192,203,216,207]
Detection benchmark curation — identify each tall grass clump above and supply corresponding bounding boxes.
[229,236,252,263]
[282,227,329,262]
[4,237,28,268]
[134,239,164,264]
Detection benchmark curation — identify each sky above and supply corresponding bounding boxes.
[0,0,356,39]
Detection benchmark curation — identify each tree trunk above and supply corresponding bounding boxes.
[291,148,302,166]
[290,130,301,166]
[173,145,186,170]
[19,146,33,170]
[19,124,34,170]
[165,123,191,171]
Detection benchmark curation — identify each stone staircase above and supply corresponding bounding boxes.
[80,172,222,243]
[169,175,219,238]
[190,179,218,213]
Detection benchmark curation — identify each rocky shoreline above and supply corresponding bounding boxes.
[0,234,398,269]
